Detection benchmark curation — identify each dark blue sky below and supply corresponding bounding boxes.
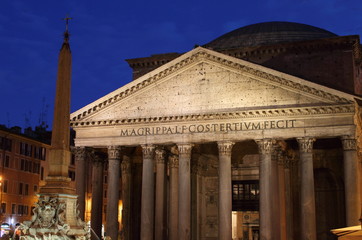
[1,0,362,129]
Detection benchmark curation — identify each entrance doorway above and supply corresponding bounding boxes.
[232,180,259,240]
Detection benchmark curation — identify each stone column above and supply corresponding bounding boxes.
[191,156,202,240]
[91,153,104,240]
[155,148,166,240]
[256,139,274,240]
[341,136,361,226]
[121,155,132,240]
[140,144,156,240]
[217,141,234,240]
[283,155,294,240]
[106,146,122,240]
[74,146,87,220]
[297,137,316,240]
[177,143,193,240]
[277,150,287,240]
[169,154,179,240]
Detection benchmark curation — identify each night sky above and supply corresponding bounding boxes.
[1,0,362,130]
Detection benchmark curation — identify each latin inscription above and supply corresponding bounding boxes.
[120,119,296,137]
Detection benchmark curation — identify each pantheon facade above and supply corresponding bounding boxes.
[70,22,362,240]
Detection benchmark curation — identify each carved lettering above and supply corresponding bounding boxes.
[119,119,297,137]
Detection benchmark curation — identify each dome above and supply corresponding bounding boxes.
[204,21,338,50]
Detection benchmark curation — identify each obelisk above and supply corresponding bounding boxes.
[40,16,74,194]
[19,17,89,240]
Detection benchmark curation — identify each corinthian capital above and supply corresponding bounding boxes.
[217,141,235,156]
[141,144,155,159]
[177,143,193,156]
[73,146,87,161]
[297,137,315,153]
[121,155,131,174]
[341,136,357,151]
[155,148,166,164]
[168,155,179,168]
[255,139,274,155]
[107,146,122,160]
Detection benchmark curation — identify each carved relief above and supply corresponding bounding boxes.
[71,48,352,124]
[205,216,217,229]
[19,196,90,240]
[71,104,354,127]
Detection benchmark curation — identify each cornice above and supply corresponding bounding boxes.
[71,48,354,123]
[215,35,360,58]
[70,104,354,128]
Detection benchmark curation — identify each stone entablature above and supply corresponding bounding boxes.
[72,110,355,147]
[71,104,354,127]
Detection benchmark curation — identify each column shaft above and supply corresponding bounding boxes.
[178,144,193,240]
[271,148,281,240]
[342,136,361,226]
[155,149,166,240]
[140,145,156,240]
[74,146,87,220]
[169,154,179,240]
[284,159,294,240]
[121,155,132,240]
[91,154,104,240]
[106,146,122,240]
[217,141,234,240]
[278,152,287,240]
[256,139,274,240]
[298,137,316,240]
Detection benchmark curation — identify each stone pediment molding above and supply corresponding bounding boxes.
[70,104,354,128]
[71,47,358,123]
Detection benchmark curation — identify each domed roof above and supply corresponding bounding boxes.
[204,21,337,50]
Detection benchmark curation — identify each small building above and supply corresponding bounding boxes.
[0,126,49,234]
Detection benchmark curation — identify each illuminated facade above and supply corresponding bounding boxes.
[0,126,77,236]
[0,127,48,234]
[71,22,362,240]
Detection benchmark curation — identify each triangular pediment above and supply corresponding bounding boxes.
[71,47,357,124]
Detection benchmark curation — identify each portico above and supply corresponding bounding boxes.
[71,47,361,240]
